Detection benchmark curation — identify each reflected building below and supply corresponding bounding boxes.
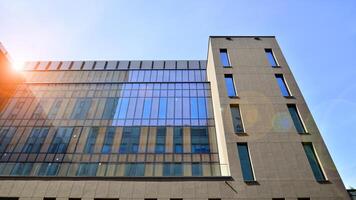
[0,37,350,199]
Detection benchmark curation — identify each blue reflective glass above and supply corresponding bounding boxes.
[303,143,326,181]
[237,143,254,181]
[71,98,91,119]
[191,127,210,153]
[102,98,118,119]
[155,127,166,153]
[192,163,202,176]
[287,105,306,133]
[11,163,33,176]
[77,163,98,176]
[173,127,183,153]
[275,75,290,96]
[158,98,167,119]
[118,98,129,119]
[142,98,152,118]
[38,163,59,176]
[220,49,231,67]
[119,127,140,153]
[48,127,73,153]
[265,49,278,67]
[190,98,198,119]
[22,127,49,153]
[198,98,207,118]
[224,74,237,97]
[125,163,145,176]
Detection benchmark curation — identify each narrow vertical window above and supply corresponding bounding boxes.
[219,49,231,67]
[302,143,326,182]
[0,127,15,153]
[48,127,73,153]
[48,99,62,119]
[119,127,140,153]
[224,74,237,97]
[158,97,167,119]
[237,143,255,182]
[275,74,291,97]
[191,127,210,153]
[287,104,306,133]
[84,127,99,153]
[230,105,244,133]
[173,127,183,153]
[142,98,152,118]
[155,127,166,153]
[190,98,199,119]
[22,127,49,153]
[118,98,129,119]
[265,49,278,67]
[192,162,202,176]
[101,127,115,153]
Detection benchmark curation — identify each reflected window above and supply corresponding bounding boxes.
[237,143,255,182]
[163,163,182,176]
[190,98,198,119]
[219,49,231,67]
[38,163,59,176]
[192,162,202,176]
[275,74,291,97]
[191,127,210,153]
[48,99,62,119]
[77,163,98,176]
[224,74,237,97]
[287,104,306,133]
[124,163,145,176]
[117,98,129,119]
[143,98,152,118]
[119,127,140,153]
[84,127,99,153]
[303,143,326,181]
[22,127,49,153]
[155,127,166,153]
[230,105,244,133]
[102,127,115,153]
[102,98,119,119]
[71,98,91,119]
[173,127,183,153]
[48,127,73,153]
[11,163,33,176]
[265,49,278,67]
[0,127,15,153]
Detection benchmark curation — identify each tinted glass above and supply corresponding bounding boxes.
[219,49,231,67]
[22,127,49,153]
[155,127,166,153]
[71,98,91,119]
[224,74,237,97]
[102,127,115,153]
[102,98,118,119]
[303,143,326,181]
[237,143,254,181]
[173,127,183,153]
[275,74,290,96]
[287,104,306,133]
[191,127,210,153]
[48,127,73,153]
[0,127,15,152]
[84,127,99,153]
[230,106,244,133]
[120,127,140,153]
[265,49,278,67]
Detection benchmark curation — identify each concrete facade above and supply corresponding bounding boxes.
[0,36,350,200]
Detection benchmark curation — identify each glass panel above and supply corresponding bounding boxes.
[173,127,183,153]
[303,143,326,181]
[142,98,152,119]
[11,163,33,176]
[22,127,49,153]
[117,98,129,119]
[198,98,207,118]
[48,127,73,153]
[48,99,62,119]
[224,74,237,97]
[155,127,166,153]
[77,163,98,176]
[84,127,99,153]
[71,98,91,119]
[102,98,119,119]
[219,49,231,67]
[265,49,278,67]
[102,127,115,153]
[0,127,16,153]
[275,74,290,96]
[190,98,198,119]
[191,127,210,153]
[230,106,244,133]
[119,127,140,153]
[192,163,202,176]
[237,143,254,181]
[287,104,306,133]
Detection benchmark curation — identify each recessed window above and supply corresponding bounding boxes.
[224,74,237,97]
[219,49,231,67]
[265,49,278,67]
[272,198,285,200]
[275,74,291,97]
[230,105,244,133]
[287,104,306,133]
[302,143,326,182]
[237,143,255,182]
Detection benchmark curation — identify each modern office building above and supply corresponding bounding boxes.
[0,36,350,199]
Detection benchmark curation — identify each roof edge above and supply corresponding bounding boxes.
[209,35,275,38]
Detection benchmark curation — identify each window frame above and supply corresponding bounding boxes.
[275,74,292,97]
[224,74,238,97]
[230,105,245,134]
[219,48,232,68]
[265,48,279,67]
[302,143,327,182]
[287,104,307,134]
[237,143,256,183]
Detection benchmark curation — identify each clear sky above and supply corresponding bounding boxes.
[0,0,355,187]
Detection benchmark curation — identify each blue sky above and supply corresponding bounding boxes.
[0,0,355,187]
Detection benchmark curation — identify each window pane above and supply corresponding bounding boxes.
[198,98,207,118]
[118,98,129,119]
[102,98,118,119]
[48,127,73,153]
[190,98,198,119]
[237,143,254,181]
[287,104,306,133]
[158,97,167,119]
[71,98,91,119]
[102,127,115,153]
[275,74,290,96]
[230,105,244,133]
[0,127,16,152]
[191,127,210,153]
[192,163,202,176]
[155,127,166,153]
[120,127,140,153]
[265,49,278,67]
[173,127,183,153]
[303,143,326,181]
[22,127,49,153]
[142,98,152,118]
[219,49,231,67]
[224,74,237,97]
[84,127,99,153]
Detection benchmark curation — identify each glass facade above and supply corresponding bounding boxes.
[0,65,220,177]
